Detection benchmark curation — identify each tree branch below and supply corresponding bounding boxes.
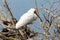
[2,0,14,19]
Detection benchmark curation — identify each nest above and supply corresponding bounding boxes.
[0,26,38,40]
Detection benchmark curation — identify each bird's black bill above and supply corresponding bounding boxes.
[34,10,42,22]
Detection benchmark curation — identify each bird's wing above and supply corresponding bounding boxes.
[19,12,34,24]
[15,13,34,29]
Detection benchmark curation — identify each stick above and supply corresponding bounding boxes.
[2,0,14,19]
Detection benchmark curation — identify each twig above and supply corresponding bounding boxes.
[2,0,16,26]
[2,0,14,19]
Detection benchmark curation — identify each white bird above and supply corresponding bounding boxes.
[15,8,38,29]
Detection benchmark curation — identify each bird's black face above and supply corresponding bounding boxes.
[34,9,41,21]
[34,10,37,15]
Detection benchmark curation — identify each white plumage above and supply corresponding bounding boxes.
[15,8,37,29]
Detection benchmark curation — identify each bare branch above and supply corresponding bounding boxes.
[2,0,17,27]
[2,0,14,19]
[43,13,50,23]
